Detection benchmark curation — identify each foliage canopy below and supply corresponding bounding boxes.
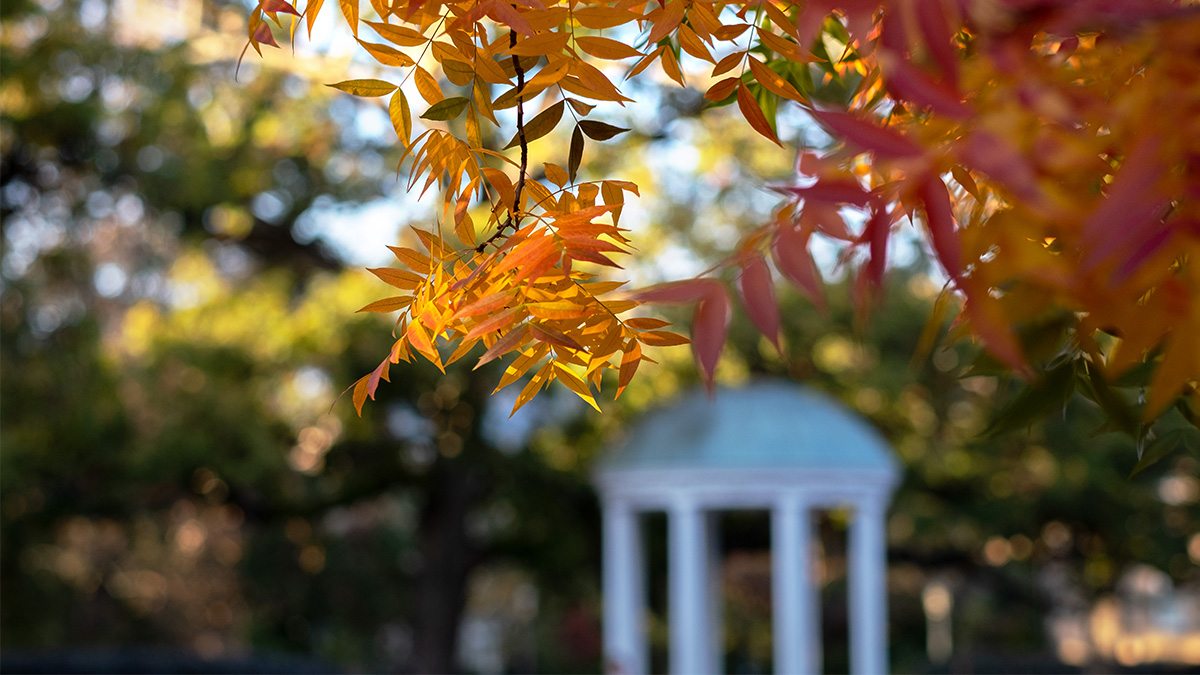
[243,0,1200,441]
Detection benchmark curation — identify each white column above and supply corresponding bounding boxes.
[669,498,710,675]
[772,493,820,675]
[849,498,888,675]
[603,498,646,675]
[705,512,723,675]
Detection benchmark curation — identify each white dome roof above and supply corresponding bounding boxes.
[601,379,897,474]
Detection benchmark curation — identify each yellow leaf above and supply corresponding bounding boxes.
[576,36,642,60]
[359,39,414,66]
[389,90,412,145]
[413,66,443,105]
[553,361,601,412]
[327,79,396,97]
[368,267,422,289]
[511,362,553,416]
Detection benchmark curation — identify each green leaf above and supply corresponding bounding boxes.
[578,120,630,141]
[327,79,397,97]
[1077,361,1141,436]
[420,96,470,121]
[1130,426,1200,477]
[983,360,1077,437]
[504,100,564,149]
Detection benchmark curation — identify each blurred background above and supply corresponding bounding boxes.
[2,0,1199,672]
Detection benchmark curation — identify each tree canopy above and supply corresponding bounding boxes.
[241,0,1200,453]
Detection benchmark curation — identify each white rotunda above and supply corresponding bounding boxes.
[594,379,900,675]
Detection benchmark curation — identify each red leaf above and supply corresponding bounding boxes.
[776,180,872,205]
[803,202,854,241]
[261,0,301,15]
[811,110,923,159]
[862,206,891,288]
[914,0,959,86]
[772,223,826,310]
[879,2,910,55]
[738,254,781,347]
[959,131,1042,206]
[692,285,730,390]
[917,176,963,281]
[629,279,719,304]
[252,21,279,47]
[880,51,970,119]
[1082,133,1168,270]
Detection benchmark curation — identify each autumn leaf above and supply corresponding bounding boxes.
[810,110,923,159]
[577,120,629,141]
[421,96,470,121]
[736,83,781,146]
[328,79,396,97]
[738,254,781,347]
[504,100,564,148]
[692,284,731,390]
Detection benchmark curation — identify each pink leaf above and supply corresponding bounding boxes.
[738,254,781,347]
[811,110,923,159]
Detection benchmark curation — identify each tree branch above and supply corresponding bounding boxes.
[478,28,528,252]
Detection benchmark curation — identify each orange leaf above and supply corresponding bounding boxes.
[531,324,585,350]
[576,35,642,60]
[637,330,690,346]
[463,306,525,340]
[736,83,781,146]
[960,277,1029,377]
[352,374,370,416]
[455,291,514,319]
[704,76,739,102]
[475,325,530,369]
[616,341,641,398]
[358,296,413,313]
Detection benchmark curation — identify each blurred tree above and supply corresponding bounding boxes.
[0,0,602,670]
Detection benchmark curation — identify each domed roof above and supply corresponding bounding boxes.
[600,379,897,474]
